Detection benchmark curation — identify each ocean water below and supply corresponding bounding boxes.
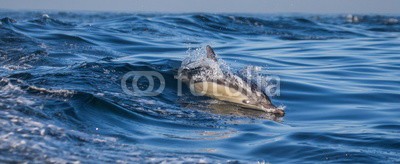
[0,11,399,163]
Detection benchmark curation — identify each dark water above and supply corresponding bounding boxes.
[1,11,400,163]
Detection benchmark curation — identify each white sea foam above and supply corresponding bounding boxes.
[28,86,75,97]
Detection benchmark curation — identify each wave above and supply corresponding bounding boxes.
[2,12,399,42]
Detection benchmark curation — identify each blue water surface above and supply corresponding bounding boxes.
[0,11,399,163]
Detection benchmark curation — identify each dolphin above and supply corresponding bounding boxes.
[177,45,284,116]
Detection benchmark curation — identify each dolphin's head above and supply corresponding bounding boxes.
[205,45,285,116]
[240,91,285,116]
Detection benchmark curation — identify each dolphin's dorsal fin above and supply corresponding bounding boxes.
[206,45,217,62]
